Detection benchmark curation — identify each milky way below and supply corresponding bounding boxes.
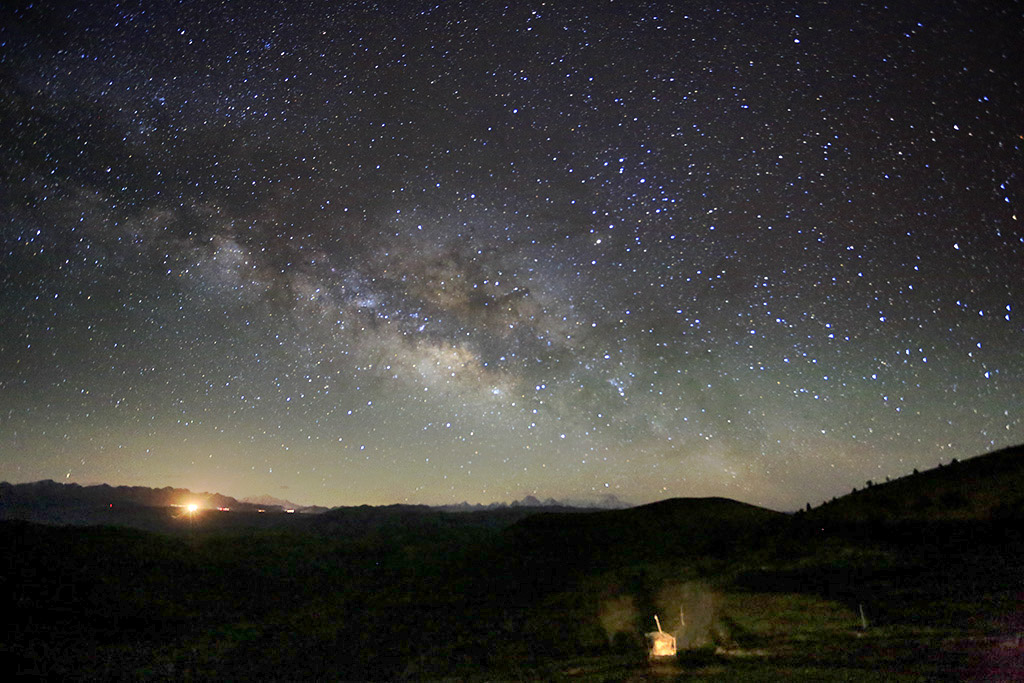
[1,1,1021,508]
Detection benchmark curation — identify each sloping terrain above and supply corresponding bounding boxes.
[807,443,1024,522]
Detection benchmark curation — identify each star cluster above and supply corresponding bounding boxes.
[1,1,1020,508]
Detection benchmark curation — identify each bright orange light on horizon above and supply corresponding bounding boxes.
[186,503,199,513]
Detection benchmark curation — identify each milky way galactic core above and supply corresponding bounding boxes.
[1,1,1020,508]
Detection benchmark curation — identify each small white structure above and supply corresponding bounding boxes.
[646,615,677,658]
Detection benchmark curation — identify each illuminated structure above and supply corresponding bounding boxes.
[646,615,677,658]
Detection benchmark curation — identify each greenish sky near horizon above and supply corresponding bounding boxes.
[1,0,1020,509]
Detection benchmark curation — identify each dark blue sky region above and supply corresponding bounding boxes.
[1,1,1020,509]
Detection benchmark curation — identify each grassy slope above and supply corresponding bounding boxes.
[807,443,1024,522]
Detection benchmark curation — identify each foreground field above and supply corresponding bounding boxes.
[2,507,1021,680]
[2,447,1022,679]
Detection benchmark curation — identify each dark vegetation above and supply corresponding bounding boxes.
[2,444,1023,680]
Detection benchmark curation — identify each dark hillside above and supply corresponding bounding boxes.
[508,497,786,584]
[308,502,583,537]
[807,443,1024,523]
[513,497,784,552]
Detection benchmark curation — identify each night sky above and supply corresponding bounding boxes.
[1,1,1021,510]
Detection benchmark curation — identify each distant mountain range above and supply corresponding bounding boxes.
[0,479,250,511]
[0,479,629,528]
[0,480,629,515]
[239,494,319,511]
[0,480,334,529]
[434,493,630,511]
[2,443,1021,530]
